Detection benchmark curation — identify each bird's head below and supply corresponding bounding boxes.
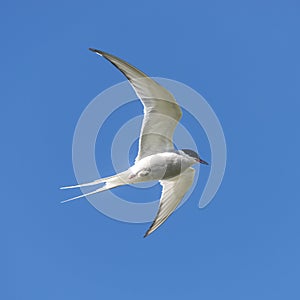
[181,149,209,165]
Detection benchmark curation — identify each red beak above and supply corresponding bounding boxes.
[198,158,209,165]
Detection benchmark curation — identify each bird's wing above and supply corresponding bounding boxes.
[89,48,182,162]
[144,167,195,237]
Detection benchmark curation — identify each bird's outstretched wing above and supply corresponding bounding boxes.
[89,48,182,162]
[144,167,195,237]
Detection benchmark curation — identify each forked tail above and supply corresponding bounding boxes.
[60,171,130,203]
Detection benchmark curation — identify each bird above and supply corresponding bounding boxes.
[61,48,209,237]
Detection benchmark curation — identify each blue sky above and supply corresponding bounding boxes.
[2,0,300,299]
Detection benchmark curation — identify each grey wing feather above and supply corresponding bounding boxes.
[144,168,195,237]
[89,48,182,161]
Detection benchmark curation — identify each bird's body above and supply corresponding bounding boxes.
[129,150,196,181]
[62,49,208,237]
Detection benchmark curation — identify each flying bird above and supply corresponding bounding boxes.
[61,48,209,237]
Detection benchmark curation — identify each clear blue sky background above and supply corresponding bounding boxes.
[2,0,300,299]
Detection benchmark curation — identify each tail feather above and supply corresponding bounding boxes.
[60,184,110,203]
[60,174,117,190]
[60,171,130,203]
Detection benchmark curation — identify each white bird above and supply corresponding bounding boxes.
[61,48,208,237]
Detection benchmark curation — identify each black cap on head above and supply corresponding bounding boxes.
[182,149,200,160]
[181,149,209,165]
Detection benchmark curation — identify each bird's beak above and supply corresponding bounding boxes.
[198,158,209,165]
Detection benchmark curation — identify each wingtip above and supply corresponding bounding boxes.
[88,48,103,56]
[143,229,151,238]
